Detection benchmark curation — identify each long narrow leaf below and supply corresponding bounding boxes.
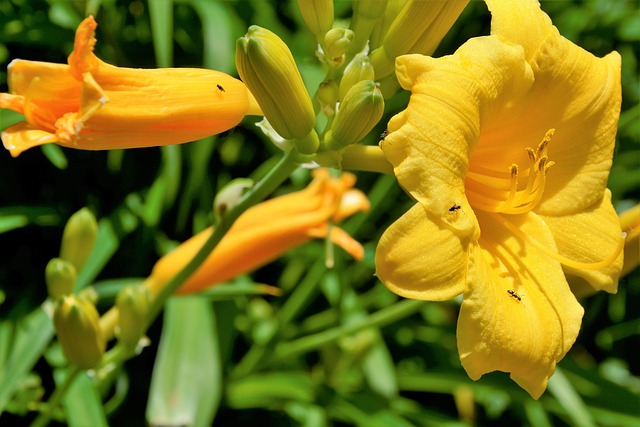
[146,296,222,427]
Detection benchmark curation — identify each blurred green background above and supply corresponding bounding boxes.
[1,0,638,426]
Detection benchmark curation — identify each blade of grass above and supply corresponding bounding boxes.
[0,306,55,414]
[148,0,173,67]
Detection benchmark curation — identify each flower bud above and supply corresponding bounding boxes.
[297,0,334,37]
[369,0,408,50]
[324,28,354,59]
[45,258,77,298]
[349,0,389,54]
[317,80,339,116]
[214,178,254,218]
[236,26,319,154]
[324,80,384,150]
[53,295,105,369]
[116,284,152,347]
[339,53,375,101]
[370,0,468,79]
[60,207,98,272]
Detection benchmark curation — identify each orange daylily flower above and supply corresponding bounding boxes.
[0,16,261,157]
[146,169,369,295]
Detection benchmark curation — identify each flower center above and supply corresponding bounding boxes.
[465,129,556,215]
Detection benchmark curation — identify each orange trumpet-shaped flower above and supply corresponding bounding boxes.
[0,16,261,157]
[146,169,369,295]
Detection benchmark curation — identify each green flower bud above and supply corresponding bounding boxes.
[369,0,408,50]
[45,258,77,298]
[116,285,152,347]
[297,0,334,37]
[214,178,254,218]
[370,0,469,79]
[349,0,389,54]
[236,26,319,154]
[317,80,339,116]
[324,28,354,59]
[60,207,98,272]
[339,53,375,101]
[324,80,384,150]
[53,295,105,369]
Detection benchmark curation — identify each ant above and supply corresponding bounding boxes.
[380,129,389,141]
[216,84,225,92]
[507,289,522,302]
[449,204,461,212]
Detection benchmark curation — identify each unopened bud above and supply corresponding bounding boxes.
[214,178,254,218]
[45,258,77,298]
[53,295,105,369]
[60,208,98,272]
[324,80,384,150]
[116,285,152,347]
[236,26,319,154]
[349,0,389,53]
[370,0,468,79]
[339,54,375,100]
[324,28,354,59]
[317,80,339,116]
[369,0,407,50]
[297,0,334,37]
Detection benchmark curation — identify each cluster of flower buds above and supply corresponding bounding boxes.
[49,208,153,368]
[237,0,469,163]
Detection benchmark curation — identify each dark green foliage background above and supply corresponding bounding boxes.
[1,1,638,426]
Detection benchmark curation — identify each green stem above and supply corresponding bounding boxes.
[271,299,425,366]
[30,366,82,427]
[146,149,300,328]
[231,258,328,377]
[340,145,394,174]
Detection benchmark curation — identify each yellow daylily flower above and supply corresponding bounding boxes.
[0,16,261,157]
[375,0,623,399]
[619,204,640,278]
[147,169,369,295]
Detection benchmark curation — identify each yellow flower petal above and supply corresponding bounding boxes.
[376,203,468,301]
[458,212,583,399]
[619,204,640,277]
[484,0,621,215]
[383,37,537,241]
[539,189,623,297]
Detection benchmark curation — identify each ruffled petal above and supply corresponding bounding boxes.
[383,37,536,240]
[539,189,623,296]
[480,0,622,215]
[458,211,584,399]
[376,203,468,301]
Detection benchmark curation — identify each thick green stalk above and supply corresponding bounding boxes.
[30,367,82,427]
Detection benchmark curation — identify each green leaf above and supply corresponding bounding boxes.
[226,372,316,409]
[59,370,108,427]
[547,367,596,427]
[146,297,222,427]
[148,0,173,67]
[0,306,55,414]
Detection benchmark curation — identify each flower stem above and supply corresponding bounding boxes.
[263,299,426,369]
[340,145,394,174]
[30,366,82,427]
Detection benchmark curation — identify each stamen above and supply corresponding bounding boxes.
[489,212,626,271]
[466,129,556,215]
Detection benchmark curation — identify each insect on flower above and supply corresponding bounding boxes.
[380,129,389,141]
[507,289,523,302]
[449,204,461,212]
[216,84,226,92]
